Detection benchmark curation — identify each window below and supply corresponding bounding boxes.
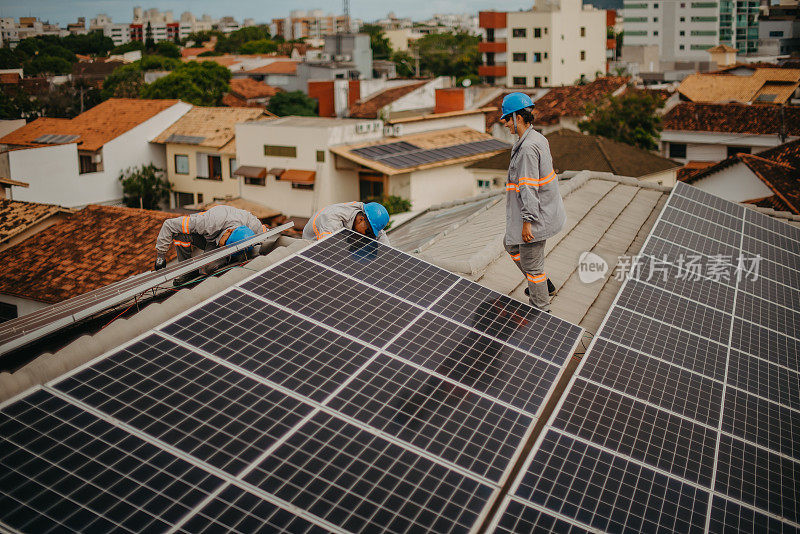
[727,146,751,157]
[229,158,236,178]
[534,28,541,38]
[316,150,325,162]
[477,179,491,191]
[512,28,526,38]
[654,3,659,7]
[770,30,785,37]
[691,30,717,36]
[174,154,189,174]
[544,27,548,34]
[512,76,527,86]
[680,16,686,21]
[513,52,527,62]
[208,156,222,180]
[245,177,266,186]
[653,30,659,36]
[691,16,717,21]
[544,76,548,83]
[78,155,97,174]
[0,302,17,323]
[533,52,542,63]
[690,44,713,50]
[292,182,314,190]
[623,17,648,22]
[359,178,383,201]
[264,145,297,157]
[669,143,687,159]
[580,50,586,60]
[626,31,648,36]
[544,52,548,58]
[680,44,685,49]
[653,17,659,22]
[691,1,718,6]
[680,30,685,36]
[534,76,542,87]
[174,191,194,208]
[197,193,203,204]
[580,27,586,37]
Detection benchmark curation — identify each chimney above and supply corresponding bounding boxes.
[435,88,465,114]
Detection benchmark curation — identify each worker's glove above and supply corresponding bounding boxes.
[154,256,166,271]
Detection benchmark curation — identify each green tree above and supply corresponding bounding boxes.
[154,41,180,58]
[239,39,278,55]
[360,24,392,60]
[62,31,114,56]
[110,40,145,55]
[145,22,155,50]
[415,32,480,79]
[0,48,20,69]
[267,91,317,116]
[102,55,181,99]
[140,61,231,105]
[37,81,103,118]
[391,50,415,77]
[578,90,663,151]
[24,55,73,76]
[0,89,39,120]
[119,164,171,209]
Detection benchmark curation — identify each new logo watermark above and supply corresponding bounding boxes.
[577,253,762,283]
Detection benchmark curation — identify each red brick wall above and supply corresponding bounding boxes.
[308,81,335,117]
[435,89,465,114]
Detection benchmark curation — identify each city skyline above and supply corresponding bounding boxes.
[0,0,536,26]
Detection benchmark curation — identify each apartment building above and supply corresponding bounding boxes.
[478,0,606,88]
[622,0,760,62]
[270,10,357,41]
[90,8,237,47]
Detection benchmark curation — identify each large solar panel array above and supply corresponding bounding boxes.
[0,229,583,533]
[0,223,292,358]
[490,181,800,533]
[351,139,509,169]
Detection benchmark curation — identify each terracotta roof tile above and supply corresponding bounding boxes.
[0,72,20,84]
[349,81,429,119]
[153,106,269,149]
[229,78,280,100]
[0,98,180,151]
[0,199,71,246]
[663,102,800,135]
[246,61,298,75]
[677,161,717,182]
[678,68,800,104]
[0,205,177,303]
[484,76,629,131]
[222,93,261,108]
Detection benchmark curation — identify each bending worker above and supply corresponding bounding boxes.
[154,205,265,280]
[500,93,566,312]
[303,201,391,245]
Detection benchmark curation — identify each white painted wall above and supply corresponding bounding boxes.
[406,164,478,211]
[385,78,449,114]
[692,165,774,203]
[0,293,48,318]
[8,102,191,208]
[390,113,487,136]
[660,130,798,163]
[0,119,25,138]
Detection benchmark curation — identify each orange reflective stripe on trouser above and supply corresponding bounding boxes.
[509,253,521,262]
[173,239,192,247]
[526,272,547,284]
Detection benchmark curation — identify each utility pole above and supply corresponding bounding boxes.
[342,0,350,33]
[779,105,787,144]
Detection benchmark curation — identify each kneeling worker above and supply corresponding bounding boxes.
[303,202,391,245]
[154,205,266,282]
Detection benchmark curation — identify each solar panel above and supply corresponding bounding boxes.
[351,139,510,169]
[490,181,800,532]
[0,223,292,359]
[33,134,80,144]
[165,134,206,145]
[1,228,584,532]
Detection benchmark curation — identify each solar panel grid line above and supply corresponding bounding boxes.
[488,496,596,533]
[42,377,345,534]
[701,200,747,533]
[674,181,745,217]
[156,330,504,488]
[727,348,800,411]
[234,286,532,417]
[744,206,800,244]
[720,390,800,461]
[299,252,576,374]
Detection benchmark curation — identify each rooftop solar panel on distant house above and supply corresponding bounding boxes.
[351,138,510,169]
[0,228,583,533]
[164,133,206,145]
[490,181,800,532]
[33,134,80,144]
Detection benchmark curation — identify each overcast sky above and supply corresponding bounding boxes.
[0,0,536,26]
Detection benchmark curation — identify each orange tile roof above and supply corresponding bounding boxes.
[181,47,211,57]
[279,169,316,183]
[349,81,429,119]
[153,106,268,149]
[229,78,280,100]
[246,61,298,75]
[0,98,180,151]
[0,205,177,303]
[222,93,262,108]
[0,72,20,84]
[0,199,71,246]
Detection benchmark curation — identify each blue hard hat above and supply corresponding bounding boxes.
[227,225,255,245]
[501,92,534,121]
[363,202,389,236]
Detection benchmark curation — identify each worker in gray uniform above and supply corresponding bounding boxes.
[154,205,266,283]
[500,93,566,312]
[303,201,391,245]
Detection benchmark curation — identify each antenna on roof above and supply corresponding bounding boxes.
[343,0,350,34]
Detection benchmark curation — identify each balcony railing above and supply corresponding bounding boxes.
[478,64,507,77]
[478,41,506,53]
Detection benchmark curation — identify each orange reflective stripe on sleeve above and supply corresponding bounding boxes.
[506,184,519,192]
[262,224,267,232]
[173,239,192,247]
[182,215,190,233]
[519,171,556,188]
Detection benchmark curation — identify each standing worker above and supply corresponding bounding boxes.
[154,205,266,283]
[303,201,391,245]
[500,93,566,312]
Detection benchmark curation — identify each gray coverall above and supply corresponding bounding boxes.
[303,202,390,245]
[504,126,566,311]
[156,205,265,271]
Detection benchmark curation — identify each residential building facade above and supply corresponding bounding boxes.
[478,0,606,88]
[0,99,191,208]
[621,0,760,62]
[269,9,359,41]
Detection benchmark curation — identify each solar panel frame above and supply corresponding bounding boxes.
[0,223,292,358]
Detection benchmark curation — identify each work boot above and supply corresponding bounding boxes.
[173,270,201,287]
[525,278,557,297]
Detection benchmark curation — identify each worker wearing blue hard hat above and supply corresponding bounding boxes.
[500,92,566,312]
[154,204,266,284]
[303,201,390,245]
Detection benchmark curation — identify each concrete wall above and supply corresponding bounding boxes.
[166,144,238,205]
[660,131,798,163]
[407,164,478,211]
[692,165,774,202]
[0,119,25,138]
[390,113,487,136]
[384,78,449,115]
[8,102,191,208]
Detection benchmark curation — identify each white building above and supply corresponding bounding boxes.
[478,0,606,88]
[622,0,760,64]
[0,99,191,208]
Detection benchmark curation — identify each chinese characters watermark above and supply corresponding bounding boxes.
[611,254,762,283]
